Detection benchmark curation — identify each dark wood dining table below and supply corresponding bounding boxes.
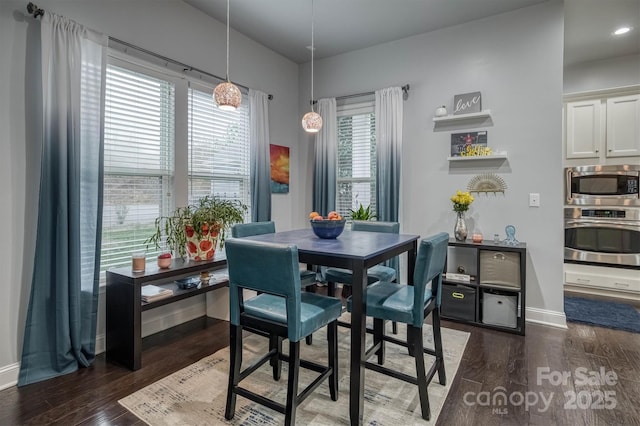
[244,227,420,425]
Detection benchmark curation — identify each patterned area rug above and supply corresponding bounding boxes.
[119,314,469,425]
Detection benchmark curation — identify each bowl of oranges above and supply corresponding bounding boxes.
[309,211,346,239]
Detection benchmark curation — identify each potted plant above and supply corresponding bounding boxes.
[349,203,376,221]
[146,195,247,260]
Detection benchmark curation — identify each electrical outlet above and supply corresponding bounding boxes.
[529,193,540,207]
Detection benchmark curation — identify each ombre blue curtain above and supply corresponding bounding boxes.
[375,87,403,274]
[19,12,106,386]
[313,98,337,214]
[249,89,272,222]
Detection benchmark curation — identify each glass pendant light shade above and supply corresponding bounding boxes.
[215,0,241,111]
[302,0,322,133]
[214,81,241,111]
[302,111,323,133]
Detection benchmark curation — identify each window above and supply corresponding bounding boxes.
[188,84,251,212]
[101,62,175,275]
[336,102,376,218]
[99,55,252,279]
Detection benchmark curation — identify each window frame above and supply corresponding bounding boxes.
[99,51,251,283]
[336,100,377,219]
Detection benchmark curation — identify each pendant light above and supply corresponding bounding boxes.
[214,0,241,111]
[301,0,323,133]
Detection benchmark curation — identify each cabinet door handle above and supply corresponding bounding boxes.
[576,278,591,283]
[614,282,630,288]
[493,253,506,260]
[452,292,465,299]
[595,149,599,153]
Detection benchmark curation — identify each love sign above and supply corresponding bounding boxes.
[453,91,482,115]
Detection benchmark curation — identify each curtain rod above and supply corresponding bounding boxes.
[25,2,274,100]
[336,84,410,101]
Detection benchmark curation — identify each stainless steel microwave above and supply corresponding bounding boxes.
[565,165,640,206]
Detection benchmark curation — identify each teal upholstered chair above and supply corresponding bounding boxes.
[225,239,342,426]
[232,221,317,344]
[346,232,449,421]
[325,220,400,297]
[326,220,400,333]
[232,221,317,287]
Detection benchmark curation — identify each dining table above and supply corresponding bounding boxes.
[244,227,420,425]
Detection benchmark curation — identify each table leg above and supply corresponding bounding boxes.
[349,262,367,425]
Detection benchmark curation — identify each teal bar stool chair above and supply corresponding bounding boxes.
[325,220,400,333]
[224,239,342,426]
[346,232,449,421]
[232,221,318,344]
[232,222,317,287]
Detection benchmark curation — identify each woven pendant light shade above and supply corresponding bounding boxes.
[302,111,323,133]
[214,81,241,111]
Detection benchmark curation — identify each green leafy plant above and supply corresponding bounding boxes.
[349,203,375,221]
[145,195,247,258]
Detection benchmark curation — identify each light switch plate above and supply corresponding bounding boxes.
[529,193,540,207]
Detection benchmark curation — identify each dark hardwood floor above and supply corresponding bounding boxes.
[1,300,639,425]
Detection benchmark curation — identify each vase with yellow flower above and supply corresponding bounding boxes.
[450,190,474,241]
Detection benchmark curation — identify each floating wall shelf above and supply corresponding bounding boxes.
[447,153,507,161]
[433,109,492,123]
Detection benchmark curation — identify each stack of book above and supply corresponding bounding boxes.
[141,284,173,302]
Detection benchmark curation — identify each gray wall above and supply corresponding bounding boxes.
[564,53,640,94]
[298,1,566,322]
[0,0,300,388]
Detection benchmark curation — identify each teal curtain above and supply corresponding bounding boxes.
[19,12,106,386]
[313,98,337,214]
[375,87,403,274]
[249,89,272,222]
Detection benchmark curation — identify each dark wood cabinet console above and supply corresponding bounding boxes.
[442,238,526,335]
[106,256,228,370]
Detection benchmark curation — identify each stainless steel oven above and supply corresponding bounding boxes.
[564,207,640,268]
[565,165,640,206]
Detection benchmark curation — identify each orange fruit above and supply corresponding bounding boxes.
[312,215,324,221]
[309,211,320,219]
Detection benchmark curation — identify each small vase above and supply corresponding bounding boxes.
[454,212,468,241]
[435,105,448,117]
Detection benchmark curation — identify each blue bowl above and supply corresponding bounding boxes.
[310,219,346,239]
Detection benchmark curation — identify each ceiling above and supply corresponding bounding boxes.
[184,0,640,66]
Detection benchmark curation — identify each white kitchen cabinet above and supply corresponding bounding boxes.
[565,94,640,160]
[606,94,640,157]
[566,99,602,159]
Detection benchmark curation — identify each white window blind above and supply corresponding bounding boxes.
[101,64,175,274]
[337,102,376,218]
[188,85,251,218]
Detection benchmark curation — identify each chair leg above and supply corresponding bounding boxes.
[432,308,447,385]
[408,325,431,421]
[225,324,242,420]
[284,340,301,426]
[306,334,313,345]
[327,320,339,401]
[269,334,283,380]
[392,321,398,334]
[327,281,336,298]
[373,318,385,365]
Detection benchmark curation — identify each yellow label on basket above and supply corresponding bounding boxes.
[452,292,465,299]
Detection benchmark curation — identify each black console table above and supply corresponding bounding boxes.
[106,256,228,370]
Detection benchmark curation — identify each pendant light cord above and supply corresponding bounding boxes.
[311,0,315,112]
[226,0,230,82]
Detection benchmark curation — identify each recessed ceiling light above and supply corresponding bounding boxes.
[613,26,631,36]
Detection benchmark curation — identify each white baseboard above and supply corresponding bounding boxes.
[526,307,568,329]
[0,362,19,391]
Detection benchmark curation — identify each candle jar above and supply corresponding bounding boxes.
[472,233,483,243]
[132,252,146,272]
